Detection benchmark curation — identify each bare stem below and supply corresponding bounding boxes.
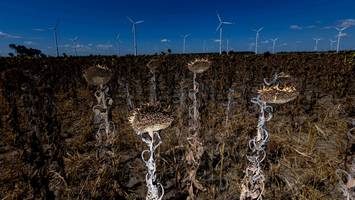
[186,72,204,199]
[93,84,115,156]
[141,131,164,200]
[240,95,272,200]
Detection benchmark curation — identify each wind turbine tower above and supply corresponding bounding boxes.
[226,39,229,53]
[127,17,144,56]
[329,39,336,51]
[216,12,233,55]
[254,27,264,54]
[50,20,60,57]
[313,38,321,51]
[203,40,206,53]
[116,33,121,56]
[335,26,348,53]
[271,38,278,54]
[182,34,190,54]
[71,36,78,56]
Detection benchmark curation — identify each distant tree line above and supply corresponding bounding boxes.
[8,44,46,58]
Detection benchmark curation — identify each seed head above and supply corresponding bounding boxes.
[147,58,162,72]
[258,85,298,104]
[128,104,173,134]
[187,58,211,74]
[83,64,112,86]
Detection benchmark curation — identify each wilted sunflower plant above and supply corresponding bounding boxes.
[83,64,116,157]
[336,126,355,200]
[129,104,173,200]
[240,72,298,200]
[186,58,211,199]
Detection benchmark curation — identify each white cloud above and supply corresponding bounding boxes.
[290,25,302,30]
[280,43,288,46]
[0,31,22,39]
[24,41,34,45]
[59,43,92,51]
[32,28,45,32]
[75,44,92,51]
[338,19,355,28]
[96,44,113,49]
[337,32,348,38]
[305,25,316,29]
[160,38,170,43]
[59,44,72,48]
[322,26,333,30]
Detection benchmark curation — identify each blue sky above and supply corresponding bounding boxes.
[0,0,354,56]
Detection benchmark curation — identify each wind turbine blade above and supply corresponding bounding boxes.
[116,33,120,40]
[135,20,144,24]
[341,26,349,31]
[127,16,134,23]
[258,27,264,32]
[222,21,233,25]
[334,26,349,32]
[216,12,222,22]
[216,23,222,31]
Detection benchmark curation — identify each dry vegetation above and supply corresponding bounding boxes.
[0,52,354,199]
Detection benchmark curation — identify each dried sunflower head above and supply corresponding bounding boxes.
[187,58,211,74]
[257,85,299,104]
[83,64,112,86]
[128,104,173,135]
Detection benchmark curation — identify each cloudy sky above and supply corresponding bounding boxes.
[0,0,354,56]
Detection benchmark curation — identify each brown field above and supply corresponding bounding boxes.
[0,52,354,199]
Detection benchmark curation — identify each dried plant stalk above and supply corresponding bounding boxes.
[129,104,173,200]
[93,84,115,155]
[240,96,271,200]
[186,58,210,199]
[84,64,115,157]
[336,127,355,200]
[241,72,297,200]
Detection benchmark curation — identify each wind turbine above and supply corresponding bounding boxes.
[216,12,233,55]
[182,34,190,54]
[313,38,321,51]
[329,39,336,51]
[49,20,60,57]
[335,26,349,53]
[127,17,144,56]
[203,40,206,53]
[270,38,278,54]
[70,36,78,56]
[116,33,121,56]
[254,27,264,54]
[226,39,229,53]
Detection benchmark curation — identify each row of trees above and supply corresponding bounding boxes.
[8,44,46,57]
